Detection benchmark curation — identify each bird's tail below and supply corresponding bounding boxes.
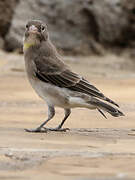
[89,98,124,118]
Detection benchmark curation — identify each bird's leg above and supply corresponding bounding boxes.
[44,109,71,132]
[25,105,55,133]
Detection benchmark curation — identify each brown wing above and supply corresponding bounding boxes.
[35,60,118,107]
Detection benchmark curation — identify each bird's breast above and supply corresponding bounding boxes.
[28,77,70,107]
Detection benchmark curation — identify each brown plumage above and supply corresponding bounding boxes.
[23,20,124,133]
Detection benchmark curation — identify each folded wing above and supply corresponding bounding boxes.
[35,59,119,107]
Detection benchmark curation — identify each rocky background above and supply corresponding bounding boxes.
[0,0,135,56]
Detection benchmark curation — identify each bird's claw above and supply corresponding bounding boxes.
[43,127,70,132]
[24,127,47,133]
[24,127,70,133]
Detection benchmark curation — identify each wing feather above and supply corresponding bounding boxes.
[35,60,119,107]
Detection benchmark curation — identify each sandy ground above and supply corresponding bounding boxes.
[0,50,135,180]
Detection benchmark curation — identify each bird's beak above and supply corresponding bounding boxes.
[28,25,38,33]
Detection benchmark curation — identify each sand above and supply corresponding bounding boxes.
[0,50,135,180]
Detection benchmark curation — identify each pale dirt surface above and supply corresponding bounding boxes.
[0,50,135,180]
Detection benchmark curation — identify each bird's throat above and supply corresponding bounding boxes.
[23,42,35,51]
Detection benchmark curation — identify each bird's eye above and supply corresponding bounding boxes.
[41,25,45,31]
[26,24,29,29]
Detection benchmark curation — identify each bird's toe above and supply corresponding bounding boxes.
[24,127,47,133]
[43,127,70,132]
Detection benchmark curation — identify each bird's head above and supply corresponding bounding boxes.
[23,20,49,51]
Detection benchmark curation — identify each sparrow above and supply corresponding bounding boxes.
[23,20,124,133]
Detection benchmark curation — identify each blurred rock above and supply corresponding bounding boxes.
[4,0,104,55]
[0,0,19,37]
[3,0,135,55]
[122,0,135,45]
[0,37,4,49]
[84,0,128,45]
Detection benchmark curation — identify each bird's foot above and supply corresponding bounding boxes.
[43,127,70,132]
[24,127,69,133]
[24,127,47,133]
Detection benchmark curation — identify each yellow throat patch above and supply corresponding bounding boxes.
[23,42,35,51]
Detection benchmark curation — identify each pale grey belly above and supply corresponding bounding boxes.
[28,78,96,110]
[29,78,70,107]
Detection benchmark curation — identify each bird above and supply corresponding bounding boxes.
[23,20,124,133]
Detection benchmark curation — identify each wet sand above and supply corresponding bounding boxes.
[0,50,135,180]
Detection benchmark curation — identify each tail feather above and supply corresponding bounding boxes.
[90,98,124,118]
[97,108,107,119]
[105,97,119,108]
